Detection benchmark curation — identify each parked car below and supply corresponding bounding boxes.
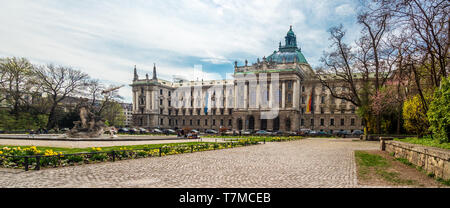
[138,128,148,134]
[151,128,163,134]
[163,129,176,134]
[129,128,139,134]
[255,130,271,135]
[297,129,311,136]
[187,130,199,139]
[287,131,297,136]
[317,130,331,137]
[241,130,252,135]
[352,130,364,136]
[118,128,129,133]
[307,130,318,136]
[334,130,350,137]
[224,130,234,135]
[273,130,285,136]
[191,129,199,134]
[205,129,218,134]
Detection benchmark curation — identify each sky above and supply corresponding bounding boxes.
[0,0,362,103]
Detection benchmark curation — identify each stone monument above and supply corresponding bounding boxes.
[67,102,106,138]
[67,85,123,138]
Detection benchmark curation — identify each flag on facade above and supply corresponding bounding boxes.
[204,91,209,114]
[306,90,313,113]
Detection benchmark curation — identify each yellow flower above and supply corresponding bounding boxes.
[0,151,3,155]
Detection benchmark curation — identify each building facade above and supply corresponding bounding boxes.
[120,102,133,127]
[131,26,363,133]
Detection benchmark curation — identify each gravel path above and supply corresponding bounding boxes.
[0,138,379,188]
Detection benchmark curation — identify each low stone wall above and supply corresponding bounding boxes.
[381,140,450,180]
[361,134,415,141]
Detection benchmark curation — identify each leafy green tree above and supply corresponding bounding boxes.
[0,57,38,117]
[0,110,48,131]
[427,77,450,143]
[100,101,125,127]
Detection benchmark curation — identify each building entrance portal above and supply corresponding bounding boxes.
[237,119,243,130]
[261,119,267,130]
[273,117,280,131]
[286,118,291,131]
[248,116,255,130]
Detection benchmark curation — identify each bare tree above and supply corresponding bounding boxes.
[369,0,449,112]
[377,0,449,85]
[85,80,123,117]
[34,64,90,129]
[318,25,367,107]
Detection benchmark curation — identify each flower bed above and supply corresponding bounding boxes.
[206,135,304,142]
[0,140,260,171]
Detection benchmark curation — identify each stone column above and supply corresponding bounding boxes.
[268,82,272,108]
[152,91,157,110]
[256,81,260,109]
[293,79,299,109]
[146,90,151,112]
[281,81,286,109]
[255,114,261,130]
[267,119,273,131]
[135,91,139,112]
[234,84,238,109]
[244,82,248,109]
[280,115,286,131]
[132,89,137,113]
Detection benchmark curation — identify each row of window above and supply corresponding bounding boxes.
[300,118,358,126]
[161,118,233,127]
[159,109,233,116]
[300,107,356,114]
[300,96,349,105]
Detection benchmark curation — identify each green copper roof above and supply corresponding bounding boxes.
[265,26,308,64]
[267,49,308,64]
[287,26,295,36]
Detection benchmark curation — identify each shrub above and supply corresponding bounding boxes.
[427,77,450,143]
[403,94,431,137]
[90,153,107,161]
[66,155,83,163]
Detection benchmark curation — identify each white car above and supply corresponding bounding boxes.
[152,129,163,133]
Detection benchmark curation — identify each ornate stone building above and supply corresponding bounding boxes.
[130,26,363,133]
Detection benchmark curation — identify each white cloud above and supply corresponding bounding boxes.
[335,4,355,16]
[0,0,361,102]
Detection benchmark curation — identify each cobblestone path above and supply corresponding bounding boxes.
[0,138,379,188]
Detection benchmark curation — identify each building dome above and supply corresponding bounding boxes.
[266,26,308,64]
[267,50,308,64]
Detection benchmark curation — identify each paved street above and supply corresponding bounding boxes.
[0,138,379,188]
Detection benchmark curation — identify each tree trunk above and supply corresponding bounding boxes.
[46,104,57,130]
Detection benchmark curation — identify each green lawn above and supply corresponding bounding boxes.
[0,142,213,154]
[355,151,417,185]
[394,137,450,150]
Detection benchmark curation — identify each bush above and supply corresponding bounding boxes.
[427,77,450,143]
[403,94,431,137]
[66,155,83,163]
